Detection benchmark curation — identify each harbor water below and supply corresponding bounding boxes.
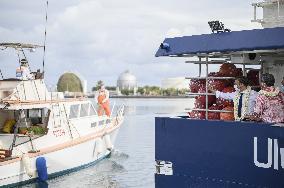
[23,98,194,188]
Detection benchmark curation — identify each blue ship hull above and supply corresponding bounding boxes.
[155,117,284,188]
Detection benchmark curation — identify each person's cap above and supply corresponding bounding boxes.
[20,59,28,65]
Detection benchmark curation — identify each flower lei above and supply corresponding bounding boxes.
[233,87,251,121]
[259,87,280,97]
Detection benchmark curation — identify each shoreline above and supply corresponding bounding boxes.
[109,95,192,99]
[65,95,194,99]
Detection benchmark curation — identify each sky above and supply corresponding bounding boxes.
[0,0,262,90]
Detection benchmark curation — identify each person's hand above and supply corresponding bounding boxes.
[244,114,261,122]
[244,115,253,121]
[102,99,107,103]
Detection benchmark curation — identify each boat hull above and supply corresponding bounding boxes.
[155,117,284,188]
[0,127,119,187]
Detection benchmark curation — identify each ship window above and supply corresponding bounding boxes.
[89,104,97,116]
[69,104,79,119]
[28,109,42,124]
[98,120,104,126]
[91,122,97,128]
[80,104,89,117]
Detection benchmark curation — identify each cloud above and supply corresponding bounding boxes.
[0,0,261,89]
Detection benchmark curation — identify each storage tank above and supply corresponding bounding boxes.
[117,70,137,90]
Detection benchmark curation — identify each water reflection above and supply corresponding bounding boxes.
[111,98,194,116]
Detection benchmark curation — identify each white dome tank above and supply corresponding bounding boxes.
[117,70,137,90]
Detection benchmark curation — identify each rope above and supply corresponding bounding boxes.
[42,1,48,75]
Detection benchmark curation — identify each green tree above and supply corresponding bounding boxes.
[162,88,178,96]
[106,86,116,90]
[137,87,144,95]
[92,80,104,91]
[57,73,83,92]
[120,89,134,96]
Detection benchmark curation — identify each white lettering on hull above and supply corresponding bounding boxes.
[254,137,284,170]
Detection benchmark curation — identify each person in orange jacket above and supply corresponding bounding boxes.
[96,84,111,117]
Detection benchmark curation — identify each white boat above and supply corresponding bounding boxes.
[0,43,124,187]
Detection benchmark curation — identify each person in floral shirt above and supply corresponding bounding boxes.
[281,76,284,92]
[247,73,284,123]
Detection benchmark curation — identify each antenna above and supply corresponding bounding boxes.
[42,1,49,78]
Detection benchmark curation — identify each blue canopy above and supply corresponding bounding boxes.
[155,27,284,57]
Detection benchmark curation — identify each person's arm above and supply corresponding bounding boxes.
[24,68,34,80]
[254,96,264,116]
[102,90,109,103]
[94,91,99,104]
[248,91,258,114]
[215,91,236,100]
[105,90,109,100]
[247,95,264,122]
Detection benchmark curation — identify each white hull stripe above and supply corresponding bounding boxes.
[0,122,120,166]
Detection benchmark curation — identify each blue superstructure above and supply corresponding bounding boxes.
[155,118,284,188]
[155,26,284,187]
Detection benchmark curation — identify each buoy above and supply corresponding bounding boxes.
[95,138,104,154]
[104,134,113,151]
[36,157,48,181]
[22,154,36,177]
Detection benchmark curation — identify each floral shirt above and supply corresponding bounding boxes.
[254,87,284,123]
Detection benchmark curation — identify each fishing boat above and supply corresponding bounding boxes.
[0,43,124,187]
[155,1,284,187]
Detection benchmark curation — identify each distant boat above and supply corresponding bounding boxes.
[0,43,124,187]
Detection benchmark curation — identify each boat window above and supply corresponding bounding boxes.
[80,104,89,117]
[98,120,104,126]
[69,104,79,119]
[89,104,97,116]
[28,109,42,124]
[91,122,97,128]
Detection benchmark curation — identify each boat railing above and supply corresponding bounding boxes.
[186,92,215,96]
[185,56,262,119]
[186,60,261,65]
[114,105,124,126]
[185,108,233,113]
[185,76,236,80]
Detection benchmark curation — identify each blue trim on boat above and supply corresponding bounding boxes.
[1,152,111,188]
[155,27,284,56]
